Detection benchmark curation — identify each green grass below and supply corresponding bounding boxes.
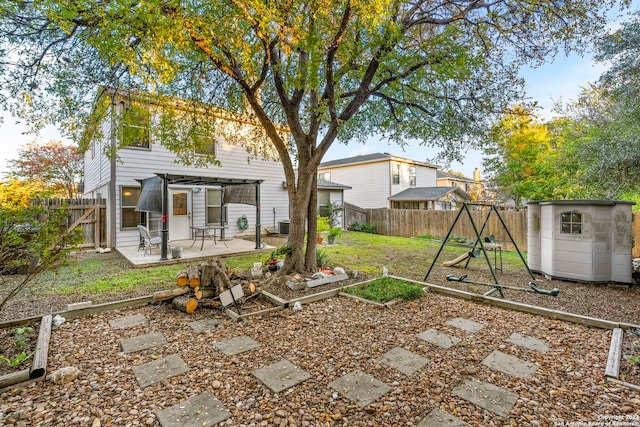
[10,231,530,299]
[344,277,424,302]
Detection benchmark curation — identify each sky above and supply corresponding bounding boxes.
[0,5,632,178]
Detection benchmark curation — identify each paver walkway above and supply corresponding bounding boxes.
[107,313,551,426]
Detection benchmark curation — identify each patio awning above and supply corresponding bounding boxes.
[153,174,265,260]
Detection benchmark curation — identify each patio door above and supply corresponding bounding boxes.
[169,189,191,240]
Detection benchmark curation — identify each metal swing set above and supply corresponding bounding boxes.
[424,203,559,298]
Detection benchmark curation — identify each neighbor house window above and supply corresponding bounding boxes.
[392,163,400,184]
[318,172,331,182]
[121,186,145,229]
[206,188,226,224]
[561,211,582,234]
[392,201,400,209]
[409,166,416,187]
[121,103,150,149]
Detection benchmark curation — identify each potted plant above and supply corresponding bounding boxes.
[316,216,330,244]
[328,227,342,244]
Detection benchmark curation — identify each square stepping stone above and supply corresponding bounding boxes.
[120,332,167,354]
[109,314,147,330]
[132,354,190,388]
[481,350,538,379]
[417,328,461,349]
[252,359,311,393]
[378,347,430,375]
[329,370,391,408]
[507,332,550,353]
[445,318,484,333]
[452,377,517,417]
[156,391,231,427]
[188,319,220,333]
[418,408,472,427]
[214,335,260,356]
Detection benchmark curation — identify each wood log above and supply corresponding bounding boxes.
[172,296,198,314]
[199,288,217,299]
[187,265,201,288]
[193,286,203,300]
[30,314,52,379]
[0,369,31,389]
[197,298,221,308]
[153,287,189,302]
[200,264,216,288]
[211,259,231,295]
[176,270,189,287]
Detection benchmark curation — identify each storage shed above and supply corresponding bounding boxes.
[527,200,634,284]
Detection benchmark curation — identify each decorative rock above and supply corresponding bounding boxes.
[333,267,346,275]
[47,366,82,385]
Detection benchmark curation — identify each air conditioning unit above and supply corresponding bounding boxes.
[278,220,290,235]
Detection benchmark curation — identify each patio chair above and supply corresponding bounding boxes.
[137,224,161,256]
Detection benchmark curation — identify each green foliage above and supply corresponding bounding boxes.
[316,217,331,233]
[265,245,295,263]
[624,354,640,365]
[347,222,378,234]
[316,248,331,268]
[0,352,34,368]
[344,277,424,302]
[14,326,34,348]
[329,227,342,238]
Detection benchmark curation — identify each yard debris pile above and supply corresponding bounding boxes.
[153,260,259,314]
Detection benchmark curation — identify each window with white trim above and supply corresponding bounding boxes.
[121,103,150,149]
[206,188,226,224]
[121,186,145,229]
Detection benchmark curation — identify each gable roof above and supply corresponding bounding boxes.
[319,152,439,169]
[388,186,471,201]
[436,170,475,183]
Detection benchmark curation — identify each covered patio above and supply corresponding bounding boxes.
[123,173,275,267]
[116,236,274,267]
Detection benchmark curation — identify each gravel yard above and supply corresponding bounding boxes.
[1,293,639,426]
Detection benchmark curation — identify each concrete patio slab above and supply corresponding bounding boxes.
[418,408,472,426]
[120,332,167,354]
[329,370,391,408]
[445,317,485,333]
[507,332,550,353]
[156,391,231,427]
[378,347,430,375]
[452,377,518,417]
[109,314,147,330]
[188,319,220,333]
[252,359,311,393]
[131,354,190,388]
[416,328,461,349]
[213,335,260,356]
[481,350,538,378]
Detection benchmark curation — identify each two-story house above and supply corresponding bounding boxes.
[82,90,290,249]
[318,153,439,209]
[318,152,470,210]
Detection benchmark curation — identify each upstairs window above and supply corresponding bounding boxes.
[392,163,400,184]
[195,139,216,156]
[318,172,331,182]
[121,103,150,149]
[409,166,416,187]
[561,211,582,234]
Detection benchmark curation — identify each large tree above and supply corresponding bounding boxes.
[0,0,613,273]
[7,141,84,199]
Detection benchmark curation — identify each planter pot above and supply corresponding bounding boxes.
[171,247,183,259]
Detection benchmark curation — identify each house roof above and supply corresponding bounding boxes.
[318,179,352,190]
[436,170,475,182]
[319,152,439,169]
[388,186,471,201]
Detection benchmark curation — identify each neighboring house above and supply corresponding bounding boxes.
[388,187,471,211]
[318,153,439,209]
[318,179,352,228]
[82,90,290,248]
[436,169,477,193]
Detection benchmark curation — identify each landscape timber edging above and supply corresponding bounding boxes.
[604,328,640,393]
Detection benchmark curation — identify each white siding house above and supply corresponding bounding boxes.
[318,153,439,209]
[82,93,289,249]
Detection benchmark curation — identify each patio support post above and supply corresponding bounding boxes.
[220,187,226,241]
[160,174,169,260]
[255,182,261,249]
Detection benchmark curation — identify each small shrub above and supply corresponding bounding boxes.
[316,248,331,268]
[345,277,423,302]
[0,352,34,368]
[265,245,294,263]
[347,222,378,234]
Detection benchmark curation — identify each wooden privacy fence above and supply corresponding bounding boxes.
[357,207,528,251]
[32,198,107,249]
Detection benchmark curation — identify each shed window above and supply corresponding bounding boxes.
[561,211,582,234]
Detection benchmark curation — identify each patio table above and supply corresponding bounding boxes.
[190,225,229,250]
